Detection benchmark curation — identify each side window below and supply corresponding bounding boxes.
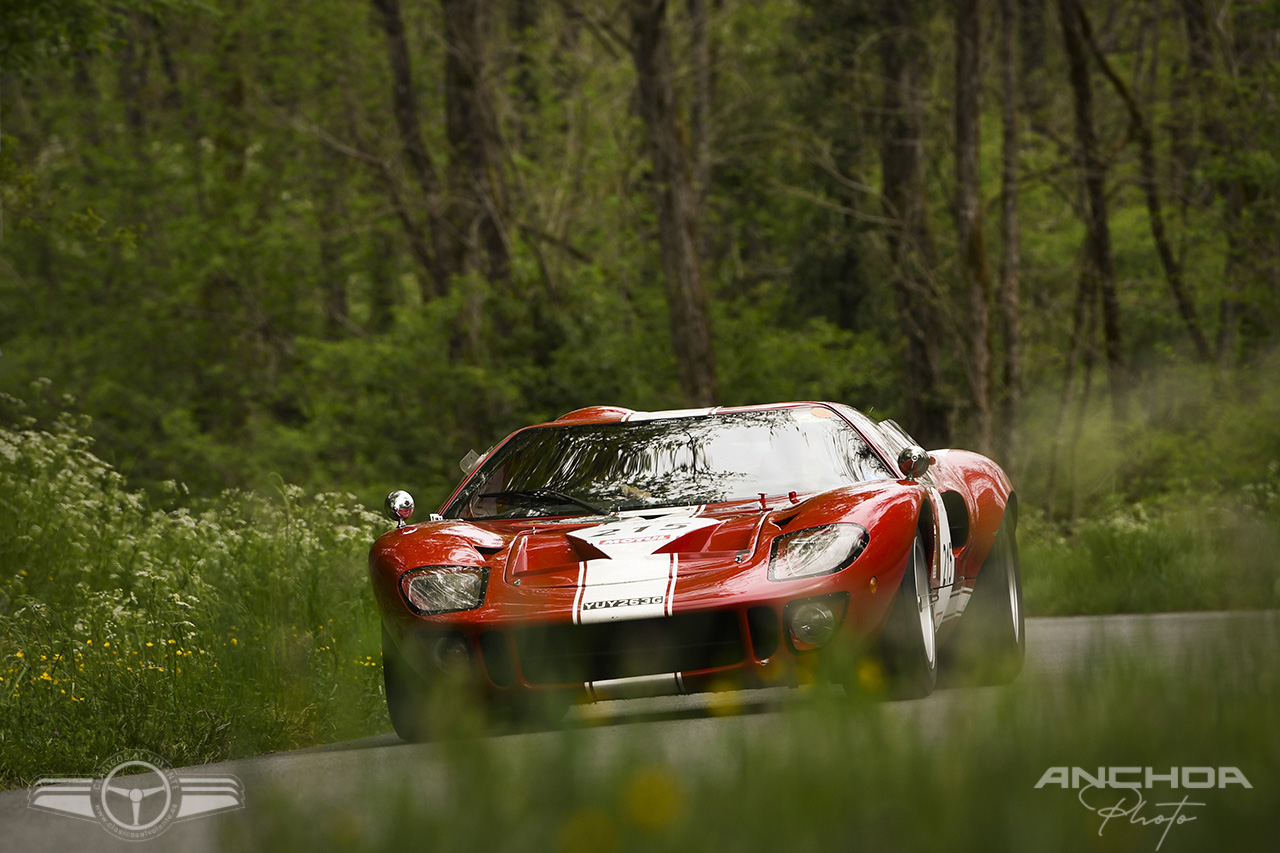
[842,432,893,481]
[829,404,899,478]
[878,419,915,456]
[462,460,510,519]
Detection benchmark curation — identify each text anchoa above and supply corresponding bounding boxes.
[1034,767,1253,790]
[581,596,665,610]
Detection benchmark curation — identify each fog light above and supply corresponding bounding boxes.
[783,593,849,652]
[789,601,837,646]
[433,634,471,674]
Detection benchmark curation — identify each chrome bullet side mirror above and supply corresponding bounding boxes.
[897,446,932,481]
[385,490,415,527]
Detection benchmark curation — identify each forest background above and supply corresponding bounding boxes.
[1,0,1279,788]
[2,0,1279,519]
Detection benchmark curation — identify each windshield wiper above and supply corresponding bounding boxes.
[478,488,612,517]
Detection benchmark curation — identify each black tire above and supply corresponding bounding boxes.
[941,509,1024,685]
[873,535,938,699]
[382,625,433,742]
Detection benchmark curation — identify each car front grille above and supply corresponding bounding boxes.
[513,611,744,685]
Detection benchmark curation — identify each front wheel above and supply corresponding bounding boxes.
[382,625,433,742]
[872,535,937,699]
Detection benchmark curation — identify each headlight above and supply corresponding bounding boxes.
[400,567,488,615]
[768,524,868,581]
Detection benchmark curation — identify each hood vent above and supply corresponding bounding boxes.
[770,509,804,529]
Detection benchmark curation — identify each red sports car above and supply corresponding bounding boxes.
[370,402,1024,740]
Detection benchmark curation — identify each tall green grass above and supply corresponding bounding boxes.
[1021,494,1280,615]
[0,416,387,789]
[222,617,1280,852]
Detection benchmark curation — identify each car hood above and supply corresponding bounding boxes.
[374,479,916,589]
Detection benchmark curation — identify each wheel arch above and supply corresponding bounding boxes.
[915,491,937,568]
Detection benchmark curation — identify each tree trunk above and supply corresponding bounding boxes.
[1169,0,1215,243]
[879,0,949,448]
[1059,0,1127,421]
[371,0,453,299]
[997,0,1023,468]
[316,148,352,340]
[1018,0,1047,113]
[955,0,993,454]
[1217,183,1245,361]
[627,0,718,406]
[688,0,713,211]
[1077,4,1213,363]
[510,0,540,150]
[368,231,398,335]
[443,0,511,286]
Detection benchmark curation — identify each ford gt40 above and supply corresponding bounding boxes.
[370,402,1024,740]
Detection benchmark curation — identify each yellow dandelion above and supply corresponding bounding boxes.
[621,765,684,832]
[558,808,618,853]
[856,657,886,693]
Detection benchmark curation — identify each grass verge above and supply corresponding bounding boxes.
[0,419,387,789]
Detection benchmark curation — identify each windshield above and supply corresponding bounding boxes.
[446,407,893,520]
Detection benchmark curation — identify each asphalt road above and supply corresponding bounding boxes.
[0,610,1273,852]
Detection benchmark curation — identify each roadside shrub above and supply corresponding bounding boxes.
[0,417,388,788]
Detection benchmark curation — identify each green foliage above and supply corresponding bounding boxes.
[0,0,113,74]
[1,0,1278,512]
[0,2,1278,754]
[1022,501,1280,615]
[0,412,388,788]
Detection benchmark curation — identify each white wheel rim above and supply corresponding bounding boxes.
[1007,541,1021,644]
[914,545,936,668]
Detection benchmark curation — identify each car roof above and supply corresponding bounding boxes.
[551,402,835,425]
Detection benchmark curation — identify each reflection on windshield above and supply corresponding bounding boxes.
[448,407,892,520]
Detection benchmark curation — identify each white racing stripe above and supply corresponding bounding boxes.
[568,516,717,624]
[625,407,715,422]
[577,554,675,624]
[664,557,679,617]
[571,561,587,623]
